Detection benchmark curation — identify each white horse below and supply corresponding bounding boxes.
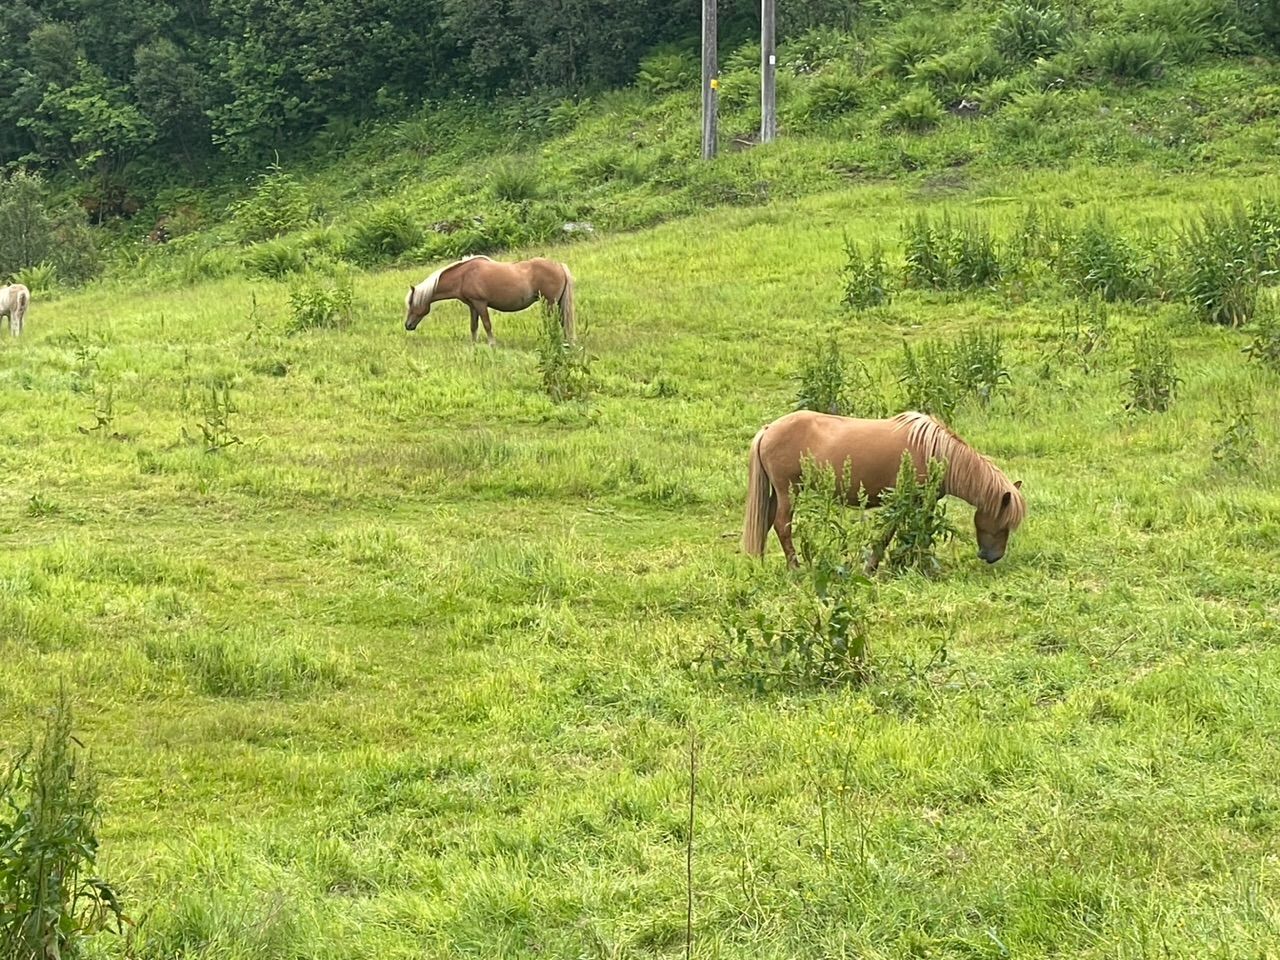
[0,284,30,337]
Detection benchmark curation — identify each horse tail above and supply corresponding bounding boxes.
[14,286,28,335]
[558,263,576,341]
[741,426,775,557]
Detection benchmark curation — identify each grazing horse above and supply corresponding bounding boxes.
[404,255,575,346]
[742,410,1025,567]
[0,283,29,337]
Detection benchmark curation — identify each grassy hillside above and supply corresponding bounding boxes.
[3,156,1280,957]
[26,0,1272,297]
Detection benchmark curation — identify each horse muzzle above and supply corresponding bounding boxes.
[405,316,420,331]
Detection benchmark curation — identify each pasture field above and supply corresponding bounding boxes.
[3,164,1280,959]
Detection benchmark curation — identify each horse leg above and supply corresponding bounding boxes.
[478,305,496,347]
[773,488,798,568]
[469,308,480,344]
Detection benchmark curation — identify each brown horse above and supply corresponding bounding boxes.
[742,410,1025,567]
[404,255,575,345]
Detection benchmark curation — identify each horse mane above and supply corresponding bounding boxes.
[892,411,1025,528]
[410,255,492,309]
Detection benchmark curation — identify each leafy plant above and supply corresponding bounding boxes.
[242,238,307,279]
[951,330,1010,406]
[231,164,310,244]
[795,65,863,124]
[1125,326,1180,413]
[537,306,592,402]
[899,339,961,421]
[883,89,946,133]
[1086,33,1165,82]
[902,212,1003,290]
[184,383,242,452]
[795,335,852,415]
[77,384,120,438]
[1067,214,1150,302]
[864,451,957,576]
[843,235,892,311]
[286,270,354,334]
[636,47,698,95]
[1179,204,1270,326]
[993,3,1069,62]
[0,690,127,960]
[487,159,541,203]
[1211,396,1259,471]
[1243,310,1280,371]
[1056,295,1111,374]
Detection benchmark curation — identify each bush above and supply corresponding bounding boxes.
[701,456,871,692]
[993,3,1070,62]
[1244,310,1280,372]
[1211,395,1259,471]
[487,159,541,203]
[1066,214,1151,301]
[242,238,307,279]
[1086,33,1166,82]
[913,44,1006,105]
[883,89,946,132]
[636,47,698,95]
[0,691,126,960]
[843,235,892,311]
[0,171,98,284]
[899,339,961,421]
[287,269,354,334]
[865,451,957,576]
[231,164,311,243]
[346,203,424,265]
[1125,326,1180,412]
[794,334,852,415]
[1178,205,1260,325]
[537,306,591,402]
[795,65,862,124]
[902,212,1003,290]
[881,20,945,79]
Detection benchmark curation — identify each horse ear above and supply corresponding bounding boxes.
[1001,490,1012,509]
[1014,479,1023,489]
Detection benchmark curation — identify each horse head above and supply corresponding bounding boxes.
[973,480,1023,563]
[405,285,430,331]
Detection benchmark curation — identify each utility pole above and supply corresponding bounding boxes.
[701,0,718,159]
[761,0,776,143]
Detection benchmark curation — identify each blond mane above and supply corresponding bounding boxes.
[892,411,1025,528]
[410,255,492,311]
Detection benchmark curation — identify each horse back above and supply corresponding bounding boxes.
[760,410,917,503]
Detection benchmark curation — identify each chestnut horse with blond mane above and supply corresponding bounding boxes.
[742,410,1025,567]
[404,255,575,346]
[0,283,30,337]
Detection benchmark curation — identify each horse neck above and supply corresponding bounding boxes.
[939,442,1002,512]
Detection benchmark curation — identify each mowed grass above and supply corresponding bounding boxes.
[3,164,1280,959]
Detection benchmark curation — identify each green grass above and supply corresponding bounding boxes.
[3,164,1280,958]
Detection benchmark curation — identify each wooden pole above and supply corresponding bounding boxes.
[702,0,718,159]
[761,0,776,143]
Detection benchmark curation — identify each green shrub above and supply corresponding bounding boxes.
[899,339,961,421]
[11,262,58,296]
[1243,310,1280,371]
[0,691,126,960]
[795,65,862,124]
[0,171,98,283]
[865,451,958,576]
[487,159,541,203]
[883,89,946,132]
[794,334,852,415]
[538,306,591,402]
[913,44,1006,104]
[993,3,1070,62]
[951,330,1010,406]
[1066,214,1151,301]
[636,47,698,95]
[902,212,1003,290]
[287,269,354,334]
[242,238,307,279]
[843,235,892,311]
[346,203,424,265]
[1178,205,1260,325]
[881,20,945,79]
[1211,395,1259,471]
[1125,326,1180,412]
[1086,32,1166,82]
[231,164,311,243]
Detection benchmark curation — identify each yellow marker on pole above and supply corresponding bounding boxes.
[710,78,719,90]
